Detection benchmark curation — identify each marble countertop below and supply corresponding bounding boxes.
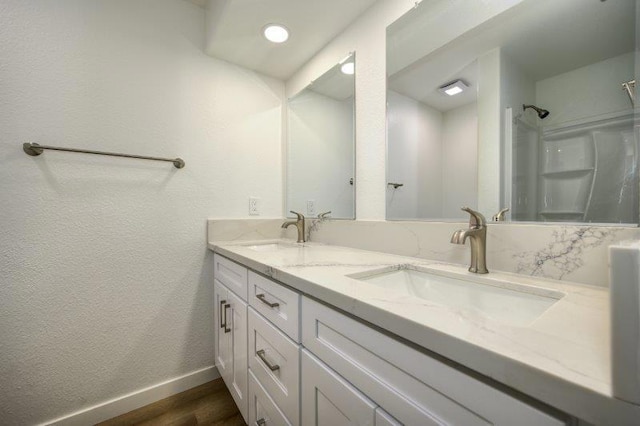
[208,239,640,424]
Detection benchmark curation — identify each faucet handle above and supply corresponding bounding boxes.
[318,211,331,219]
[492,207,510,222]
[289,210,305,220]
[461,207,487,227]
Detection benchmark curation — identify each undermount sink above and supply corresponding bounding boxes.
[244,242,300,251]
[351,266,564,326]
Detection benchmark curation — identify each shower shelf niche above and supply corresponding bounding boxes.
[538,135,595,222]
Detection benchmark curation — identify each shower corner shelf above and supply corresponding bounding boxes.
[539,210,585,215]
[540,167,595,177]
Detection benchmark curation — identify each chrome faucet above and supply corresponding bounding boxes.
[492,207,510,222]
[282,211,306,243]
[451,207,488,274]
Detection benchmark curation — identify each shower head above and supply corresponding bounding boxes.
[522,104,550,119]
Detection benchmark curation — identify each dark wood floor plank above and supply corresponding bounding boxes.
[210,413,246,426]
[98,378,243,426]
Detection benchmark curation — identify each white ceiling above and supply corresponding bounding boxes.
[202,0,377,80]
[388,0,635,110]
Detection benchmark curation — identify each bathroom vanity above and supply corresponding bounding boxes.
[209,238,640,425]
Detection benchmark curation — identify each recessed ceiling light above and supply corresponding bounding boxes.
[263,24,289,43]
[438,80,469,96]
[341,62,355,75]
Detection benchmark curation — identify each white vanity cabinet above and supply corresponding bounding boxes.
[214,253,248,300]
[248,370,292,426]
[248,308,300,424]
[213,253,249,423]
[249,271,300,342]
[213,254,567,426]
[213,280,248,422]
[301,296,566,426]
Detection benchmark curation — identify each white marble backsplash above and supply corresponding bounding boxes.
[207,218,640,287]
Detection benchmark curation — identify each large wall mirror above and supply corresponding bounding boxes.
[386,0,638,224]
[287,54,356,219]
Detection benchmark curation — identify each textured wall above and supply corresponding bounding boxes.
[0,1,283,424]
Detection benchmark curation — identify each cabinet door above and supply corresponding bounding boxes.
[214,280,230,381]
[227,289,248,422]
[302,297,566,426]
[249,370,293,426]
[301,349,375,426]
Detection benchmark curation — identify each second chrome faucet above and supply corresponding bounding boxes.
[451,207,488,274]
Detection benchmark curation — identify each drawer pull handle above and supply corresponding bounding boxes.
[223,303,231,333]
[256,419,266,426]
[219,300,227,329]
[256,349,280,371]
[256,293,280,308]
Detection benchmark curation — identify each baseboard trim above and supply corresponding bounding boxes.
[42,366,221,426]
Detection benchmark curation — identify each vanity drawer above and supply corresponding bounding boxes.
[249,271,300,342]
[301,297,566,426]
[248,308,300,425]
[214,253,248,301]
[249,370,292,426]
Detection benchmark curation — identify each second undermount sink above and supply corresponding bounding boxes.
[350,266,564,326]
[244,242,300,251]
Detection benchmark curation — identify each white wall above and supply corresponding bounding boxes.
[500,50,537,219]
[387,91,478,220]
[286,0,525,220]
[0,1,283,424]
[287,90,355,218]
[536,51,635,126]
[476,48,502,216]
[386,91,443,219]
[442,102,478,218]
[287,91,354,218]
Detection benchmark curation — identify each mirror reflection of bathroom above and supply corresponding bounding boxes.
[386,0,639,224]
[387,59,478,221]
[507,0,638,223]
[286,53,356,219]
